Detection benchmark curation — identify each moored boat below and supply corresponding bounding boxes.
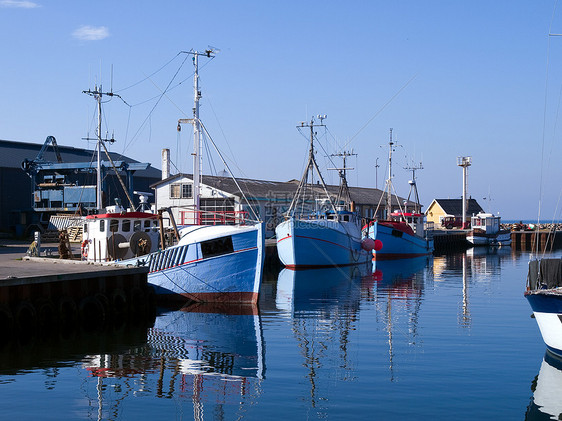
[82,49,265,304]
[466,212,511,246]
[275,116,372,268]
[364,129,433,260]
[525,258,562,357]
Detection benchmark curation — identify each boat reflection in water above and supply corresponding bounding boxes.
[372,256,430,285]
[276,264,368,315]
[370,257,429,380]
[83,303,264,420]
[275,264,368,412]
[527,351,562,420]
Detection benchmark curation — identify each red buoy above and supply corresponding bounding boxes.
[374,239,383,251]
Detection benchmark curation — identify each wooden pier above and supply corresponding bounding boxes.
[510,230,561,251]
[432,230,470,253]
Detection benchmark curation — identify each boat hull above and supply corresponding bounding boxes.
[368,221,433,260]
[124,224,265,304]
[526,290,562,357]
[466,229,512,246]
[275,218,370,268]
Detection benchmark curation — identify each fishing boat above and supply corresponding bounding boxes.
[466,212,511,246]
[364,129,433,260]
[82,49,265,303]
[275,116,373,268]
[525,258,562,357]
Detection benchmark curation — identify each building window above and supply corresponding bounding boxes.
[182,184,192,199]
[170,183,193,199]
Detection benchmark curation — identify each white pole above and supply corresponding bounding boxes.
[193,53,201,224]
[462,165,467,228]
[97,86,103,211]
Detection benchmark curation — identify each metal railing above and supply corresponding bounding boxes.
[179,209,249,226]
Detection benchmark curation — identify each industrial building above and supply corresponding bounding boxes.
[0,138,161,237]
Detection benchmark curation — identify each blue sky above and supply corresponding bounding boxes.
[0,0,560,220]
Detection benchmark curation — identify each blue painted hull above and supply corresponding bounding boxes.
[275,218,370,268]
[124,224,265,303]
[368,221,433,260]
[526,290,562,357]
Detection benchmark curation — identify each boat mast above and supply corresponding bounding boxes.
[83,85,112,211]
[178,49,215,225]
[405,162,423,213]
[288,115,336,215]
[193,52,202,223]
[385,128,394,219]
[329,150,356,208]
[83,85,133,212]
[96,87,102,210]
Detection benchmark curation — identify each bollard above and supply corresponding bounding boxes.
[34,231,41,256]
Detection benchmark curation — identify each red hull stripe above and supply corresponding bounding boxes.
[277,235,351,251]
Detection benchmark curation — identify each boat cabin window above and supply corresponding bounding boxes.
[134,221,142,232]
[122,220,131,232]
[99,220,105,232]
[110,219,119,233]
[328,214,338,220]
[343,215,350,222]
[144,220,152,231]
[83,224,88,234]
[201,236,234,259]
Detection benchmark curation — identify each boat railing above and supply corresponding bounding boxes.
[179,209,249,226]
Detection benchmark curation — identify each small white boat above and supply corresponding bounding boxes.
[275,116,372,268]
[466,212,511,246]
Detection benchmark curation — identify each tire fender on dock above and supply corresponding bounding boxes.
[15,301,37,332]
[0,303,14,336]
[79,296,106,327]
[58,296,78,326]
[110,289,128,319]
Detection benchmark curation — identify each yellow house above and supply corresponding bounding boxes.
[425,199,484,229]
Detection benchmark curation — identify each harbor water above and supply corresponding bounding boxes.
[0,248,556,420]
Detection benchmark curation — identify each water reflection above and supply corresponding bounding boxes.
[432,248,514,328]
[82,303,265,420]
[275,265,369,410]
[434,246,513,281]
[275,265,367,315]
[527,352,562,420]
[0,304,265,420]
[372,257,429,380]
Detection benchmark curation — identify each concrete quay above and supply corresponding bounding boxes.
[0,240,151,336]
